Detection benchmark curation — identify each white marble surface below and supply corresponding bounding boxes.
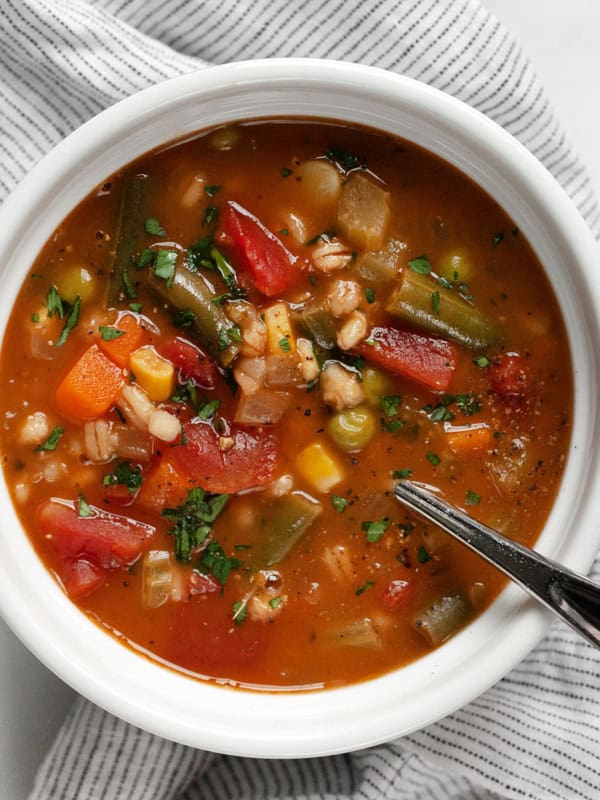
[1,3,599,798]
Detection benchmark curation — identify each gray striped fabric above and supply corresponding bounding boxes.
[0,1,596,798]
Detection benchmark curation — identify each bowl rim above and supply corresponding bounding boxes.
[0,58,599,758]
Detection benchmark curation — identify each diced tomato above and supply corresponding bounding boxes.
[382,579,413,612]
[160,337,218,390]
[220,201,297,297]
[167,610,262,672]
[103,482,137,507]
[38,500,154,569]
[356,326,457,392]
[172,419,279,493]
[61,559,104,599]
[488,353,533,399]
[136,456,194,513]
[186,570,221,598]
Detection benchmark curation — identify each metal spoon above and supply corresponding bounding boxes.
[394,480,600,648]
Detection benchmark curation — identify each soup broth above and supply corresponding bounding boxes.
[0,121,572,689]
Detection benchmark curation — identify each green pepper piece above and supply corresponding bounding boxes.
[299,307,337,349]
[252,493,322,568]
[413,593,471,646]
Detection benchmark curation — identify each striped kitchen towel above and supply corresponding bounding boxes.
[0,1,597,799]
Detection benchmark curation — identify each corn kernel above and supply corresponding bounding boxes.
[130,346,175,402]
[296,441,344,493]
[264,302,296,354]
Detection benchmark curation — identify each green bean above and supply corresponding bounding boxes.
[148,265,240,366]
[386,269,498,349]
[251,493,322,568]
[413,593,471,646]
[107,175,148,308]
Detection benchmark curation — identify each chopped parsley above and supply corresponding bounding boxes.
[365,287,375,304]
[424,392,481,420]
[172,309,196,328]
[325,146,364,170]
[331,494,347,513]
[197,398,220,420]
[186,236,246,299]
[46,285,64,318]
[163,487,230,564]
[137,248,155,269]
[144,217,166,237]
[199,539,242,585]
[153,250,178,284]
[408,255,432,275]
[455,393,481,416]
[280,167,293,177]
[77,494,93,518]
[269,596,282,609]
[426,451,441,467]
[232,599,247,625]
[202,205,219,227]
[355,579,375,596]
[380,395,403,433]
[204,185,221,197]
[34,425,64,453]
[102,461,143,494]
[361,517,391,543]
[473,355,490,368]
[99,325,124,341]
[417,545,431,564]
[56,296,81,348]
[393,468,413,479]
[491,231,505,249]
[466,490,481,506]
[279,337,292,353]
[431,290,440,314]
[30,312,39,323]
[129,302,143,313]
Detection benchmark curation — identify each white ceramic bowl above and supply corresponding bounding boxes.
[0,59,599,758]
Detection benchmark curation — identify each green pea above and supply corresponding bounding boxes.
[438,249,473,284]
[361,366,393,407]
[327,405,376,452]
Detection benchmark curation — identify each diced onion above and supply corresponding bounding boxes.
[265,354,303,387]
[142,550,173,609]
[234,389,290,425]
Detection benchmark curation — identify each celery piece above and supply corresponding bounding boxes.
[413,593,471,646]
[386,269,498,349]
[299,307,337,349]
[324,617,382,649]
[354,238,405,284]
[252,492,322,568]
[107,174,148,308]
[148,265,240,366]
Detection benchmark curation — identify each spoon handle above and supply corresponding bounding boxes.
[394,481,600,648]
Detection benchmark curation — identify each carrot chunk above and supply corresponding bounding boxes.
[97,313,147,368]
[55,344,125,423]
[445,423,491,453]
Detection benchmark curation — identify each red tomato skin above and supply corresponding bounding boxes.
[220,201,297,297]
[172,419,279,494]
[382,579,413,612]
[356,326,457,392]
[38,500,154,569]
[160,337,218,390]
[186,570,221,598]
[488,354,533,398]
[61,560,104,599]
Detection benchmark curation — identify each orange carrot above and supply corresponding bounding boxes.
[445,423,491,454]
[97,313,147,368]
[136,457,194,513]
[56,345,125,422]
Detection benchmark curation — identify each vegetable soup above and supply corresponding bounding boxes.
[0,120,571,689]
